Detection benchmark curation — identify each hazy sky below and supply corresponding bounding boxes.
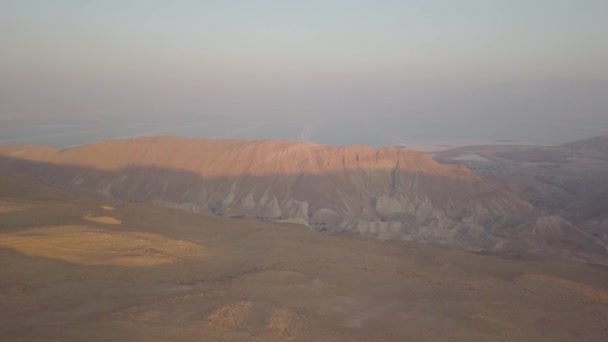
[1,0,607,121]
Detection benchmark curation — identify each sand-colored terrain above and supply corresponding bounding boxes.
[1,171,608,341]
[83,214,122,225]
[0,201,27,213]
[0,225,206,266]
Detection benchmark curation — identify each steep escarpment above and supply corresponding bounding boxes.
[2,136,604,262]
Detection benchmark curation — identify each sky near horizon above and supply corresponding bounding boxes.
[1,0,608,124]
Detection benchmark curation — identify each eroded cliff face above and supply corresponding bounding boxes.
[3,136,605,263]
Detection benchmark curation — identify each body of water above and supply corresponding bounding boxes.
[1,116,607,150]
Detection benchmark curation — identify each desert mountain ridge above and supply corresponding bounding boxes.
[0,136,476,178]
[0,135,607,264]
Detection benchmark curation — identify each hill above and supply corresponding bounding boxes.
[565,134,608,158]
[1,136,606,263]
